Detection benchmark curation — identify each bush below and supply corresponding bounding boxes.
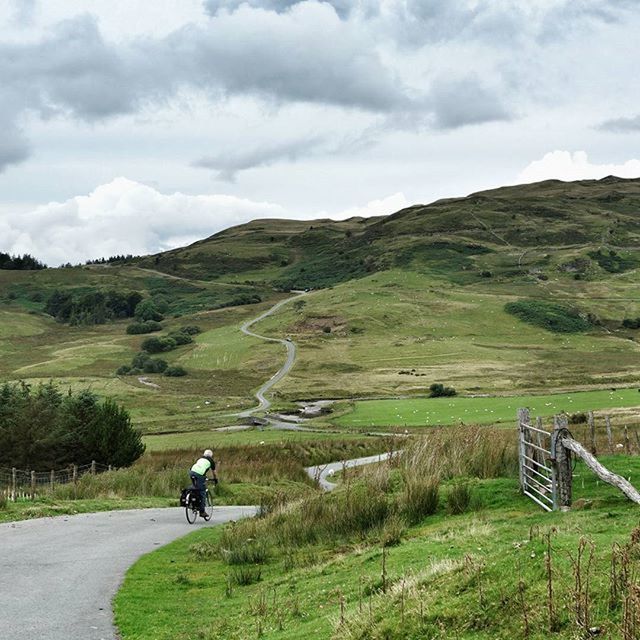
[142,358,168,374]
[168,331,193,346]
[141,336,177,353]
[126,321,162,335]
[446,480,472,515]
[401,475,440,524]
[164,365,187,377]
[231,566,262,586]
[622,318,640,329]
[180,325,201,335]
[131,352,152,369]
[504,299,591,333]
[134,299,164,322]
[116,365,131,376]
[429,383,456,398]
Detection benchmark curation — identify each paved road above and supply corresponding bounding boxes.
[0,506,256,640]
[238,292,306,417]
[305,453,395,491]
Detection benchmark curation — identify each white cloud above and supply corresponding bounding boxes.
[3,178,286,265]
[329,192,408,220]
[517,151,640,184]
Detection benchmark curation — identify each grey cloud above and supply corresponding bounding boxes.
[193,136,326,180]
[429,77,511,130]
[0,6,406,172]
[203,0,357,19]
[1,16,142,120]
[598,114,640,132]
[0,123,30,172]
[1,8,405,119]
[10,0,37,25]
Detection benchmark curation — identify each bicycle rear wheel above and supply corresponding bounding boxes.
[185,491,198,524]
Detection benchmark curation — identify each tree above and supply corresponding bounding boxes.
[429,383,457,398]
[134,299,164,322]
[0,382,144,469]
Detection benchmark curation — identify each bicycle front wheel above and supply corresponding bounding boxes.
[203,490,214,519]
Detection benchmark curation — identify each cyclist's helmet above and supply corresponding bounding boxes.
[204,449,213,459]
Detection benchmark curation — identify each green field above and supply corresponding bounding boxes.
[334,387,640,428]
[142,427,380,452]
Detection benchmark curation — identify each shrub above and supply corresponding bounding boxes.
[504,299,591,333]
[164,365,187,377]
[622,318,640,329]
[401,475,440,524]
[588,249,639,273]
[231,566,262,586]
[141,336,177,353]
[446,480,472,515]
[380,513,405,547]
[168,331,193,346]
[142,358,167,374]
[180,325,201,335]
[126,321,162,335]
[131,352,152,369]
[429,383,457,398]
[116,365,131,376]
[134,299,164,322]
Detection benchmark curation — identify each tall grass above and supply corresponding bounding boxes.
[212,425,518,563]
[47,439,396,501]
[402,424,518,480]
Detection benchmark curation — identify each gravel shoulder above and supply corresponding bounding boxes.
[0,506,255,640]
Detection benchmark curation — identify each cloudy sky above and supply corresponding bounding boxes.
[1,0,639,265]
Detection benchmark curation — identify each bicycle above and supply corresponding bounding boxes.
[184,479,215,524]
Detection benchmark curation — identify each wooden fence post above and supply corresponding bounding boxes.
[588,411,596,456]
[624,426,631,455]
[30,470,36,500]
[91,460,96,475]
[518,408,530,492]
[72,464,78,499]
[50,470,55,491]
[11,468,16,501]
[552,414,572,510]
[605,415,613,453]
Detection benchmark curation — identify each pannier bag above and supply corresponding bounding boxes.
[180,487,199,507]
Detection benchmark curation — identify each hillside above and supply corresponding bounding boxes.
[0,176,639,433]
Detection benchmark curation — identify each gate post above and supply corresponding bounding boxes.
[518,408,530,493]
[552,414,572,510]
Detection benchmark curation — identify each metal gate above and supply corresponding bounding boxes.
[518,408,557,512]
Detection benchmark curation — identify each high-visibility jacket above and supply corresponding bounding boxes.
[191,456,214,476]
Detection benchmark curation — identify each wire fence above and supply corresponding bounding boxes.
[0,461,113,501]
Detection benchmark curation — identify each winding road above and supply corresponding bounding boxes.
[238,291,306,417]
[0,506,256,640]
[305,453,395,491]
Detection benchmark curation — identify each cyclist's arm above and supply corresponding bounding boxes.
[208,462,218,483]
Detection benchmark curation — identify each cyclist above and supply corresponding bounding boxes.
[189,449,218,520]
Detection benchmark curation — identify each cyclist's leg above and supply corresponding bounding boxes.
[189,471,206,512]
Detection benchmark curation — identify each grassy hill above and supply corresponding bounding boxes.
[0,176,639,435]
